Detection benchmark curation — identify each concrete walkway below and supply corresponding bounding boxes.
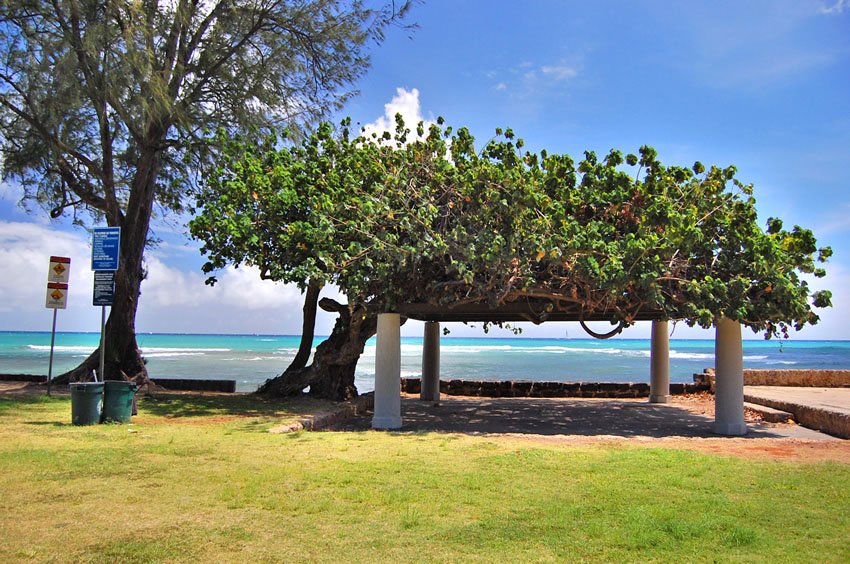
[744,386,850,439]
[333,395,837,440]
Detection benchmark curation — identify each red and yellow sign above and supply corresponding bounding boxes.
[48,256,71,284]
[45,282,68,309]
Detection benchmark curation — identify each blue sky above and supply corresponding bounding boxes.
[1,0,848,339]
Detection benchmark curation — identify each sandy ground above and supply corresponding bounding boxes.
[502,433,850,463]
[0,381,65,396]
[3,382,848,463]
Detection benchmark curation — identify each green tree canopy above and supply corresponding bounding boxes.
[192,117,832,343]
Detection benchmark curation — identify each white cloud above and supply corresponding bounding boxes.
[212,265,304,310]
[361,87,436,141]
[489,60,581,100]
[140,253,206,308]
[150,239,202,257]
[819,0,847,14]
[135,255,335,335]
[0,220,345,335]
[541,65,578,80]
[0,221,99,328]
[794,261,850,340]
[143,248,306,312]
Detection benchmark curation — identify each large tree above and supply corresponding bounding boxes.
[191,116,832,399]
[0,0,411,382]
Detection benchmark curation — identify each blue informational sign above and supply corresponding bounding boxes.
[91,227,121,271]
[93,271,115,306]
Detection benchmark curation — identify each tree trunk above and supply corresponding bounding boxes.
[289,282,322,371]
[257,299,393,400]
[55,142,163,384]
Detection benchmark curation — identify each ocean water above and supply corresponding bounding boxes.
[2,331,850,393]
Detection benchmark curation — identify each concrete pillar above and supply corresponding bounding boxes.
[420,321,441,405]
[714,317,747,436]
[373,313,402,430]
[649,320,671,403]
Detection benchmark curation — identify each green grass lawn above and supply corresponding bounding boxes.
[0,392,847,563]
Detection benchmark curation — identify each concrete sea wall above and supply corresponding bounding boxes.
[404,369,850,399]
[401,378,706,398]
[694,369,850,391]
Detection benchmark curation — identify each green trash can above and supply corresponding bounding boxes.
[70,382,104,426]
[102,381,138,423]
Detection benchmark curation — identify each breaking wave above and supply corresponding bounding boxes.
[27,345,92,353]
[141,347,231,353]
[142,352,205,358]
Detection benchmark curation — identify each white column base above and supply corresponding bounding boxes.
[373,313,402,430]
[713,421,748,436]
[649,393,671,404]
[372,415,403,430]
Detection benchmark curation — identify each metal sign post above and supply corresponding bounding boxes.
[92,228,120,382]
[47,309,57,395]
[93,271,116,381]
[99,307,106,382]
[45,256,71,395]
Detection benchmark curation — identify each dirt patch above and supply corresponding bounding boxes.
[0,382,68,396]
[133,415,247,426]
[645,437,850,463]
[671,391,779,424]
[670,391,761,420]
[504,433,850,463]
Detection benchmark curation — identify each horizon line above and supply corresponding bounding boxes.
[1,330,847,343]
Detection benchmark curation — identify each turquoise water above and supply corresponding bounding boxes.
[2,331,850,393]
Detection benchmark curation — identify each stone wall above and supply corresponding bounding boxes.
[151,378,236,393]
[401,378,706,398]
[694,369,850,391]
[1,374,238,391]
[0,374,48,383]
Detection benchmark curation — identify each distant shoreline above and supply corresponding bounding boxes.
[1,330,848,343]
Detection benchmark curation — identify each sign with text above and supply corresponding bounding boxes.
[46,283,68,309]
[93,271,115,306]
[91,227,121,271]
[47,256,71,283]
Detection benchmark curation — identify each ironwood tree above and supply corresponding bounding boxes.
[0,0,412,382]
[190,116,832,400]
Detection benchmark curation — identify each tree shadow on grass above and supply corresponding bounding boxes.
[137,392,329,420]
[0,394,64,409]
